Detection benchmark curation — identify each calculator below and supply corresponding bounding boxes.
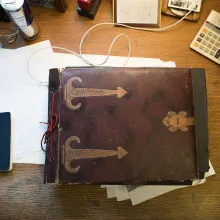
[190,10,220,65]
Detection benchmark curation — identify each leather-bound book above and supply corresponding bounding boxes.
[44,67,209,185]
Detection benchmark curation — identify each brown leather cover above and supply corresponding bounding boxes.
[44,67,209,184]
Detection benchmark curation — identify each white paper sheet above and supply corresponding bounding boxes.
[0,48,13,59]
[102,185,129,201]
[28,52,175,84]
[0,40,52,164]
[128,161,215,205]
[116,185,130,201]
[107,186,118,199]
[103,162,215,205]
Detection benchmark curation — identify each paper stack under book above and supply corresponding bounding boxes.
[0,41,215,206]
[102,160,215,205]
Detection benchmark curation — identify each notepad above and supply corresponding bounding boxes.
[113,0,162,27]
[0,112,12,171]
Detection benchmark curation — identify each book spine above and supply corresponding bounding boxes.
[43,69,61,184]
[192,68,209,179]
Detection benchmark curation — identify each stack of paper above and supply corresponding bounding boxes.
[102,161,215,205]
[0,40,215,206]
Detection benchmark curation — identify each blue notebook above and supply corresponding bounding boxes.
[0,112,12,171]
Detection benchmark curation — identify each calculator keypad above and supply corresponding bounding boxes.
[210,39,215,44]
[199,45,204,50]
[210,51,215,56]
[190,15,220,65]
[202,40,207,45]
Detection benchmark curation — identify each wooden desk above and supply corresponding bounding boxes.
[0,1,220,219]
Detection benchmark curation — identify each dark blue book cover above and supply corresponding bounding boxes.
[0,112,11,171]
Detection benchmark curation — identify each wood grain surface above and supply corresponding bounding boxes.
[0,0,220,219]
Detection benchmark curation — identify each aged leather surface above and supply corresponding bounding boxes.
[51,67,199,184]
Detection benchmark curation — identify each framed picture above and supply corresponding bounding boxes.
[113,0,162,27]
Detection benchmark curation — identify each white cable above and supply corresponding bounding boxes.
[27,46,81,83]
[27,34,131,84]
[78,4,196,65]
[79,33,131,66]
[28,2,199,84]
